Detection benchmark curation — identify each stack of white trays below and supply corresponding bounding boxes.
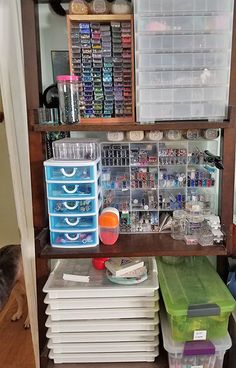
[44,158,101,248]
[134,0,234,122]
[43,257,160,364]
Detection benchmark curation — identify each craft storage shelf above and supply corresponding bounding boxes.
[21,1,236,368]
[101,139,219,234]
[67,14,135,124]
[134,0,234,122]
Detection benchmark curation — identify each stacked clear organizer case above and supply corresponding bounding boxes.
[134,0,234,122]
[101,140,219,233]
[44,158,101,248]
[44,258,160,364]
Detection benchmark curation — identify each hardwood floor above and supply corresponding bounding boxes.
[0,293,35,368]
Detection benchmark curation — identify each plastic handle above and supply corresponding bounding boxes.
[65,217,80,226]
[65,233,80,241]
[188,304,220,317]
[60,168,77,178]
[63,201,79,210]
[62,184,79,194]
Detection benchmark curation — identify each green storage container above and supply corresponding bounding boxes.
[157,257,236,342]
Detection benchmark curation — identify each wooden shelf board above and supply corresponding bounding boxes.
[69,14,133,22]
[40,233,227,259]
[32,120,230,132]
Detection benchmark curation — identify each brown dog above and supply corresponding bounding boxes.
[0,245,29,328]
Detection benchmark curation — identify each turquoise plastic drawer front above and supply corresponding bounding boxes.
[47,182,96,199]
[50,230,98,248]
[48,199,97,215]
[49,215,97,231]
[45,165,95,182]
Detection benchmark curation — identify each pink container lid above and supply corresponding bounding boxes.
[56,75,79,82]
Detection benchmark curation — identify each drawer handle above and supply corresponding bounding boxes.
[65,217,80,226]
[60,168,77,178]
[65,233,80,241]
[63,201,79,210]
[62,185,79,194]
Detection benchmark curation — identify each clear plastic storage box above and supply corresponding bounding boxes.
[52,138,100,160]
[161,310,232,368]
[157,257,236,342]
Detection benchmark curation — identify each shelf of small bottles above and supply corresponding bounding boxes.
[67,14,135,124]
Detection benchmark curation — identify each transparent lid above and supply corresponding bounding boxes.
[173,210,186,220]
[157,257,236,318]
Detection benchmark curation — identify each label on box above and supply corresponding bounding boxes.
[191,366,203,368]
[193,330,207,341]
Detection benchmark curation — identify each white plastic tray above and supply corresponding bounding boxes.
[44,292,159,310]
[49,349,159,363]
[43,258,158,299]
[47,328,159,343]
[46,304,159,321]
[48,337,159,353]
[46,314,160,332]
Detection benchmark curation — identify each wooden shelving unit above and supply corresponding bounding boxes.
[21,1,236,368]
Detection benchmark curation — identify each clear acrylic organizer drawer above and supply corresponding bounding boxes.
[137,16,232,33]
[135,0,234,14]
[47,182,96,199]
[138,102,226,121]
[137,87,228,104]
[137,70,229,88]
[136,34,231,53]
[45,165,95,182]
[49,215,97,231]
[48,199,97,215]
[50,230,98,248]
[137,52,230,70]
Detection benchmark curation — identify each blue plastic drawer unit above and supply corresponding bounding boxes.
[49,215,97,231]
[48,199,97,215]
[44,158,100,182]
[50,230,98,248]
[44,158,101,248]
[45,165,95,182]
[46,182,96,199]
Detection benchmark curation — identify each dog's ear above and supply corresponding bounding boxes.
[49,0,67,16]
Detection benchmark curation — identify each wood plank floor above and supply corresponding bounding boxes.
[0,293,35,368]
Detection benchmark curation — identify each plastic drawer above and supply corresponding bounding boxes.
[137,53,230,70]
[137,102,227,121]
[44,293,159,310]
[46,304,159,320]
[45,165,95,182]
[49,349,159,363]
[48,337,159,353]
[43,258,159,299]
[135,34,231,53]
[48,198,97,215]
[137,70,229,88]
[137,16,232,33]
[46,182,96,199]
[135,0,234,14]
[50,230,98,248]
[46,315,160,333]
[137,87,228,104]
[46,329,159,343]
[49,214,97,232]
